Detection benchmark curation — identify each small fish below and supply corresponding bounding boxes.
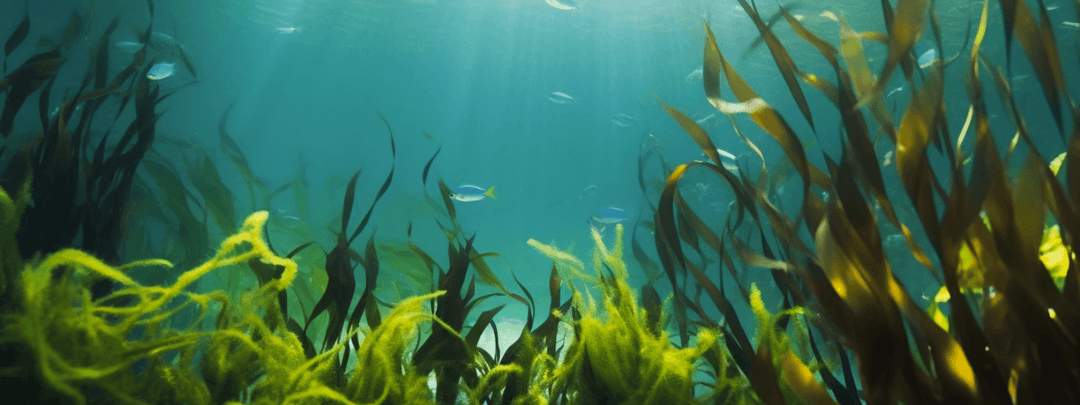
[147,62,176,80]
[150,32,178,48]
[545,0,580,10]
[580,184,597,200]
[685,66,703,83]
[641,133,661,149]
[917,48,938,68]
[275,27,302,34]
[113,33,177,52]
[1063,21,1080,29]
[611,113,640,127]
[49,102,83,119]
[112,41,145,53]
[591,206,630,224]
[693,182,710,201]
[700,147,740,171]
[548,92,574,104]
[885,233,904,247]
[882,150,894,166]
[450,184,496,202]
[271,208,302,222]
[885,86,904,98]
[694,113,716,127]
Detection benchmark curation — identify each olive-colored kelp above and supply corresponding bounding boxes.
[648,0,1080,404]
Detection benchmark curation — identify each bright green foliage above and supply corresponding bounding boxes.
[531,224,717,405]
[0,211,297,404]
[0,210,444,405]
[472,331,551,405]
[344,292,441,405]
[0,174,30,299]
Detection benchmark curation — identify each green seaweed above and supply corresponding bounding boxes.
[530,224,716,404]
[0,208,450,405]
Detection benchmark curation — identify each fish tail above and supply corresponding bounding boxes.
[485,187,496,199]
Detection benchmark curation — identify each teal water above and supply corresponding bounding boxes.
[3,0,1079,370]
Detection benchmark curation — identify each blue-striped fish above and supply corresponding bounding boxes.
[450,184,496,202]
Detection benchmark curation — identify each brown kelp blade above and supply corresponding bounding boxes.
[468,249,529,307]
[218,104,262,212]
[998,0,1070,136]
[734,0,815,132]
[339,169,362,242]
[56,11,84,51]
[348,234,382,353]
[141,156,206,258]
[305,242,356,351]
[0,50,64,137]
[816,11,897,142]
[438,178,457,224]
[346,112,396,245]
[739,4,804,61]
[658,97,721,166]
[175,44,197,79]
[464,304,506,361]
[421,131,440,187]
[182,149,236,232]
[704,22,814,226]
[861,0,930,109]
[3,0,30,73]
[895,64,945,247]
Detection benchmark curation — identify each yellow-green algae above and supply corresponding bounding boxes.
[1,179,813,405]
[0,199,441,405]
[529,224,717,405]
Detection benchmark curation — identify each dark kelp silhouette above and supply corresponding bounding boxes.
[647,0,1080,403]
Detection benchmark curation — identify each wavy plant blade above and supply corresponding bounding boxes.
[733,0,816,133]
[3,0,30,74]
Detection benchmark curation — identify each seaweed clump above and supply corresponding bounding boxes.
[529,223,716,404]
[0,183,439,405]
[645,0,1080,403]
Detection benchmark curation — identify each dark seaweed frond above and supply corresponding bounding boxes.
[648,0,1080,403]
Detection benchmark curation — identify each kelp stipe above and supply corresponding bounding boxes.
[530,224,716,404]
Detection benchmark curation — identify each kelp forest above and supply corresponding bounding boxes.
[1,0,1079,404]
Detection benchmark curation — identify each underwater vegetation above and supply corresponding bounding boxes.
[644,0,1080,403]
[2,0,1080,404]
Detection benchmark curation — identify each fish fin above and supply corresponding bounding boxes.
[485,187,496,199]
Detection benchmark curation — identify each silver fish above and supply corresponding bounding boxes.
[685,66,703,83]
[611,113,639,127]
[450,184,496,202]
[591,206,630,224]
[147,62,175,80]
[150,32,178,48]
[548,92,574,104]
[112,41,145,53]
